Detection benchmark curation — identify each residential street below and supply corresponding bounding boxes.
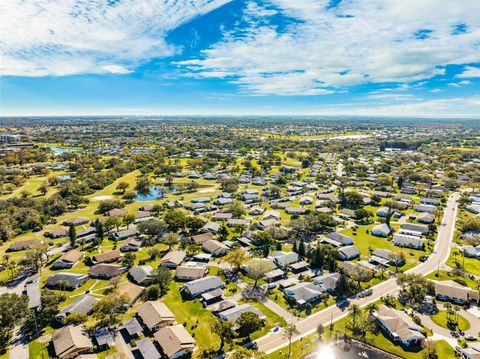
[255,192,460,354]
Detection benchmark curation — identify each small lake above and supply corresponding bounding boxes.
[135,186,178,202]
[46,146,80,155]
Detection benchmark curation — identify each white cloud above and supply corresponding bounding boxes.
[0,0,229,76]
[306,96,480,118]
[456,66,480,78]
[449,80,472,87]
[178,0,480,95]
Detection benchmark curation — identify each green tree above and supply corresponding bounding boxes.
[283,324,299,359]
[0,293,29,353]
[245,259,274,288]
[162,232,180,251]
[223,249,247,273]
[236,311,262,337]
[68,225,77,248]
[93,292,130,328]
[150,267,172,296]
[116,181,129,194]
[211,319,235,351]
[123,214,135,228]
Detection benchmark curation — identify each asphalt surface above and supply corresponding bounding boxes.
[255,192,460,353]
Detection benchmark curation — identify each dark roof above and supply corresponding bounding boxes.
[46,272,88,288]
[123,318,143,336]
[58,295,99,317]
[136,338,161,359]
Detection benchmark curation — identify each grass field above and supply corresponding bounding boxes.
[447,248,480,277]
[430,310,471,331]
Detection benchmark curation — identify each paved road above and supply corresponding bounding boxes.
[255,192,460,354]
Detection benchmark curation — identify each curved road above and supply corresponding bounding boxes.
[256,192,460,353]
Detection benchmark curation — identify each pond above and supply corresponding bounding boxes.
[57,174,71,181]
[310,342,393,359]
[135,186,178,202]
[46,145,80,155]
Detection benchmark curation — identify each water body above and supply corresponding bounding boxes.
[135,186,177,201]
[310,342,395,359]
[47,145,79,155]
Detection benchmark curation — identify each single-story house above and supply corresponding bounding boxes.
[201,222,221,234]
[338,245,361,260]
[433,280,480,304]
[191,233,215,245]
[120,237,143,252]
[90,249,121,264]
[109,228,138,241]
[369,249,397,267]
[135,337,161,359]
[400,223,428,234]
[202,239,228,257]
[129,265,153,285]
[264,269,285,282]
[285,207,307,215]
[52,325,93,359]
[371,223,391,237]
[374,305,424,347]
[263,210,280,221]
[46,273,88,290]
[218,303,266,322]
[249,205,265,215]
[181,276,225,298]
[154,325,196,359]
[9,239,43,252]
[137,301,176,332]
[57,295,99,320]
[283,282,324,306]
[89,264,126,279]
[313,272,340,293]
[413,204,436,214]
[160,250,187,268]
[323,232,354,247]
[123,317,144,338]
[118,283,144,304]
[62,217,89,227]
[270,251,300,268]
[175,265,207,281]
[393,234,425,249]
[53,250,84,269]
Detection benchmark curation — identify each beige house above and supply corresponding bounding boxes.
[373,305,424,347]
[52,325,93,359]
[175,265,207,281]
[154,325,196,359]
[433,280,480,304]
[160,250,187,268]
[137,301,176,332]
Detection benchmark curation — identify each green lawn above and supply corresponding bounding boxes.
[430,310,471,331]
[162,282,221,351]
[28,341,50,359]
[341,224,423,271]
[425,270,479,291]
[447,248,480,277]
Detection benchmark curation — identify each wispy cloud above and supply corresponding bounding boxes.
[456,66,480,78]
[177,0,480,95]
[0,0,230,76]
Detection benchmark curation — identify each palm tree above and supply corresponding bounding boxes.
[365,303,378,320]
[317,324,325,342]
[349,304,361,334]
[283,324,299,359]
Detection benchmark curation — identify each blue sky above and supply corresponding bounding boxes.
[1,0,480,117]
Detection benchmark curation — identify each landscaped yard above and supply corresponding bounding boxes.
[430,310,471,331]
[447,248,480,277]
[162,282,221,351]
